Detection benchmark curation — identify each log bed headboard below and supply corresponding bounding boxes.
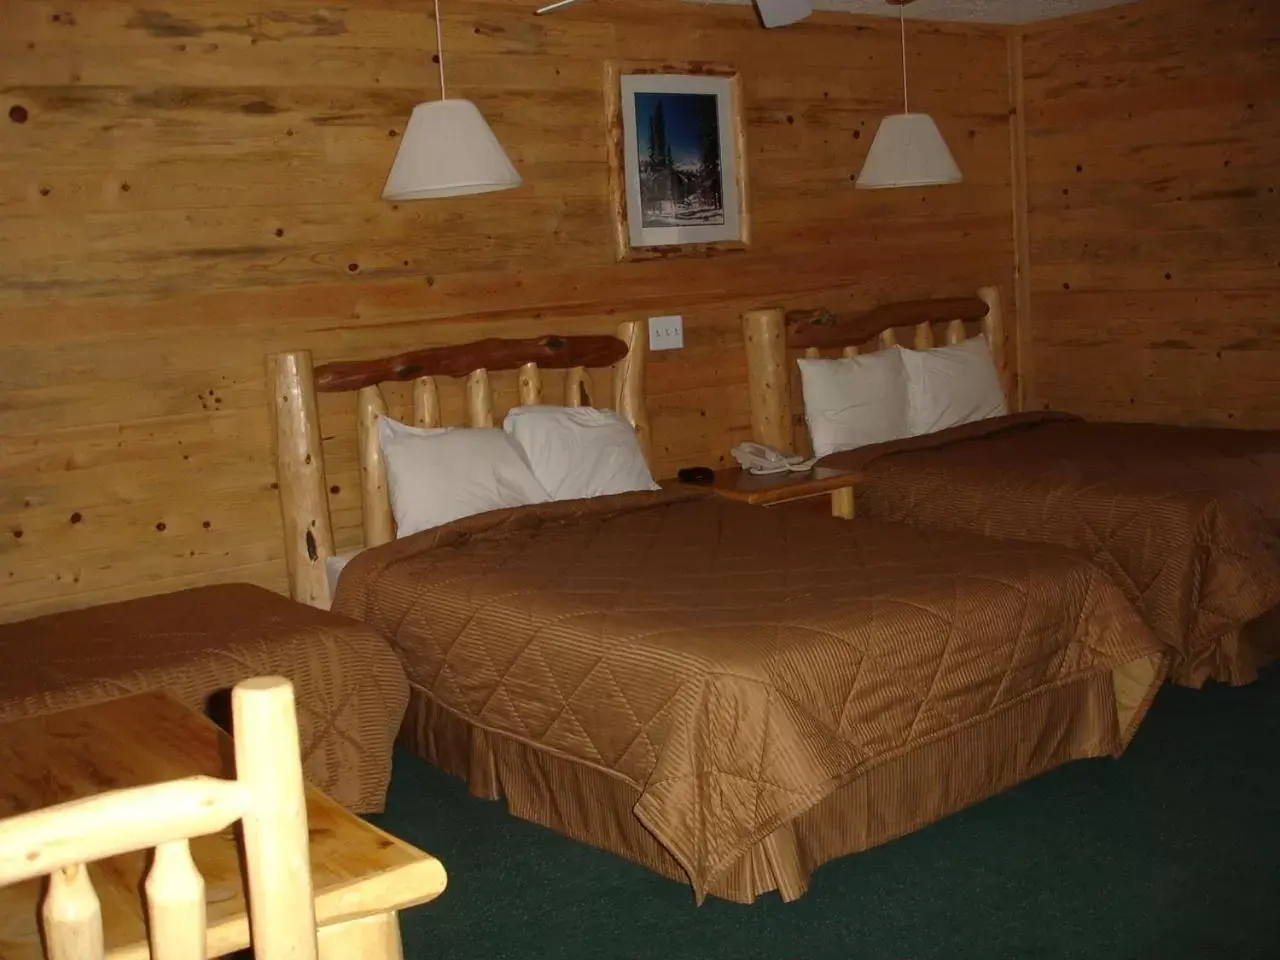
[266,321,649,608]
[742,286,1010,454]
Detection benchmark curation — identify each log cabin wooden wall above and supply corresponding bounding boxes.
[1020,0,1280,425]
[0,0,1015,620]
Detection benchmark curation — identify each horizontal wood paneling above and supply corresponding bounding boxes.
[1021,0,1280,426]
[0,0,1014,620]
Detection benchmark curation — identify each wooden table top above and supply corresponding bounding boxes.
[0,692,446,960]
[672,464,864,506]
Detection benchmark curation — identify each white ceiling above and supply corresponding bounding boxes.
[693,0,1143,24]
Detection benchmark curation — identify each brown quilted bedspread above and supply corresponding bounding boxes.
[819,413,1280,687]
[0,584,409,813]
[333,490,1166,900]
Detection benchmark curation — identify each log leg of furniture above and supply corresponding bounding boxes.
[831,486,855,520]
[0,693,444,960]
[318,912,404,960]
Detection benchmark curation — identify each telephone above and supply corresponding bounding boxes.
[731,442,818,476]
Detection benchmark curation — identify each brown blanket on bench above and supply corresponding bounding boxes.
[0,584,409,813]
[819,412,1280,687]
[333,490,1165,901]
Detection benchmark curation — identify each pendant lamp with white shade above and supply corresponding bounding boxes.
[855,0,962,190]
[535,0,812,28]
[382,0,521,200]
[753,0,812,28]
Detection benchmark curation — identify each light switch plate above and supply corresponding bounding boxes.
[648,315,684,351]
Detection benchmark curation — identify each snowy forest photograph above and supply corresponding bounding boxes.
[633,92,726,228]
[611,68,746,258]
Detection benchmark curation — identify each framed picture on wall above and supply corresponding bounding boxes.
[605,62,750,261]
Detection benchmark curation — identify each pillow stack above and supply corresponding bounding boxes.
[379,405,658,538]
[798,335,1007,458]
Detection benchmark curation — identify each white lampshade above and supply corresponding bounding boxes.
[855,113,963,190]
[382,99,521,201]
[754,0,812,28]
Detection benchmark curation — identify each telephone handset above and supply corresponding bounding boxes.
[731,442,818,476]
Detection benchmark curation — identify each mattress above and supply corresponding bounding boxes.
[333,489,1166,901]
[819,412,1280,687]
[0,583,409,812]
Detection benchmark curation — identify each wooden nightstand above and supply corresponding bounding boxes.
[691,465,863,519]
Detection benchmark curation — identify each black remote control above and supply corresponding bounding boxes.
[677,466,716,484]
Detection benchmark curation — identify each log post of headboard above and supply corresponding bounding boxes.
[266,351,336,608]
[518,362,543,405]
[413,376,441,428]
[356,385,394,548]
[742,308,792,452]
[977,285,1009,401]
[563,366,592,407]
[614,320,652,464]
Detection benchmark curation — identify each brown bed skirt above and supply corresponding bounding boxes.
[398,675,1123,904]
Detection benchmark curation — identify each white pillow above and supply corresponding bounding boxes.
[377,418,549,538]
[900,335,1007,436]
[797,347,912,457]
[503,405,659,501]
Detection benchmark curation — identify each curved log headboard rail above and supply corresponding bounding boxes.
[313,335,630,393]
[785,296,991,351]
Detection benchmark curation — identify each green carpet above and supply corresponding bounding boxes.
[368,666,1280,960]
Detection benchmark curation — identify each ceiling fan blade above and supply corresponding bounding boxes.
[535,0,587,13]
[754,0,813,27]
[535,0,813,26]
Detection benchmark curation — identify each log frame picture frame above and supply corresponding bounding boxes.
[604,60,751,262]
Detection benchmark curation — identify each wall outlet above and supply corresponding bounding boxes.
[648,315,684,351]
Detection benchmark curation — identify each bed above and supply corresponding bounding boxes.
[742,288,1280,688]
[265,322,1167,904]
[0,583,408,813]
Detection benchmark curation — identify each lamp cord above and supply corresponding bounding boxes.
[435,0,447,100]
[899,2,909,114]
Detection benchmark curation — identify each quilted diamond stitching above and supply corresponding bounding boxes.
[339,493,1167,893]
